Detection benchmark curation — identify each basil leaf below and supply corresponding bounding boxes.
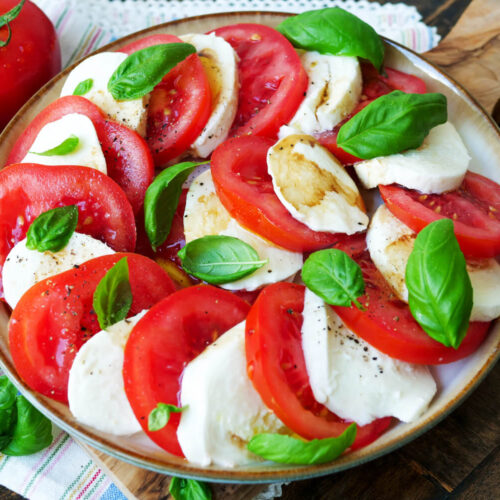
[0,376,17,410]
[277,7,384,70]
[302,249,365,309]
[93,257,133,330]
[144,161,203,250]
[248,423,357,464]
[73,78,93,96]
[26,205,78,253]
[405,219,472,349]
[337,91,447,159]
[169,477,212,500]
[0,377,17,450]
[148,403,186,432]
[31,134,79,156]
[108,43,196,100]
[0,0,25,47]
[178,235,267,284]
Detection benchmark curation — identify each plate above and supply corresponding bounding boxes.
[0,11,499,484]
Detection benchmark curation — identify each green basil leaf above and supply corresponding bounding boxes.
[144,162,203,250]
[30,134,79,156]
[169,477,212,500]
[148,403,186,432]
[302,249,365,309]
[93,257,133,330]
[248,423,357,465]
[406,219,473,348]
[0,376,17,410]
[337,91,447,159]
[0,377,18,450]
[73,78,93,96]
[0,0,25,47]
[178,235,267,284]
[277,7,384,70]
[1,396,53,456]
[26,205,78,253]
[108,43,196,100]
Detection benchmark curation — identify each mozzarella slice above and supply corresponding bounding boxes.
[21,113,107,174]
[68,311,146,435]
[354,122,470,194]
[3,232,114,308]
[180,33,238,158]
[301,289,436,425]
[267,134,368,234]
[183,169,302,291]
[288,51,362,135]
[177,321,286,467]
[60,52,148,136]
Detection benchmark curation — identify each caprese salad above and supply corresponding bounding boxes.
[2,6,499,470]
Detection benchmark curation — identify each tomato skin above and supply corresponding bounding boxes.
[123,285,250,456]
[0,0,61,130]
[6,96,154,214]
[212,23,308,139]
[246,282,392,450]
[9,253,176,403]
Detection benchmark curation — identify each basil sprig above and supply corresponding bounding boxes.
[302,249,365,309]
[0,0,25,47]
[277,7,384,71]
[73,78,94,96]
[178,235,267,284]
[406,219,472,349]
[169,477,212,500]
[108,43,196,100]
[248,423,357,465]
[26,205,78,253]
[31,135,79,156]
[93,257,133,330]
[337,91,447,159]
[148,403,186,432]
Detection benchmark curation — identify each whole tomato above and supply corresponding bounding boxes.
[0,0,61,130]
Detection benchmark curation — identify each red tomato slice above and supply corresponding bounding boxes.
[379,172,500,258]
[119,35,212,165]
[6,96,154,214]
[245,282,391,449]
[211,23,308,139]
[0,163,136,299]
[9,253,176,402]
[331,233,491,364]
[123,285,250,456]
[210,135,341,252]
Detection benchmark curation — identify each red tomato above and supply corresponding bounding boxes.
[245,282,392,449]
[0,163,136,298]
[0,0,61,130]
[210,135,341,252]
[119,35,212,166]
[379,172,500,258]
[332,233,491,364]
[211,23,308,139]
[9,253,176,402]
[6,96,154,214]
[123,285,250,456]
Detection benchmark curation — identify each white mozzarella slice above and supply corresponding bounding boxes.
[184,169,302,291]
[21,113,107,174]
[177,321,286,467]
[67,311,146,436]
[301,289,436,425]
[288,51,361,135]
[180,33,238,158]
[267,134,368,234]
[3,233,114,308]
[60,52,148,136]
[354,122,470,194]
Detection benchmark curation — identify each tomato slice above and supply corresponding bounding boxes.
[119,35,212,166]
[379,172,500,258]
[0,163,136,299]
[6,96,154,215]
[211,23,308,139]
[123,285,250,456]
[210,135,341,252]
[9,253,176,403]
[331,233,491,364]
[245,282,391,449]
